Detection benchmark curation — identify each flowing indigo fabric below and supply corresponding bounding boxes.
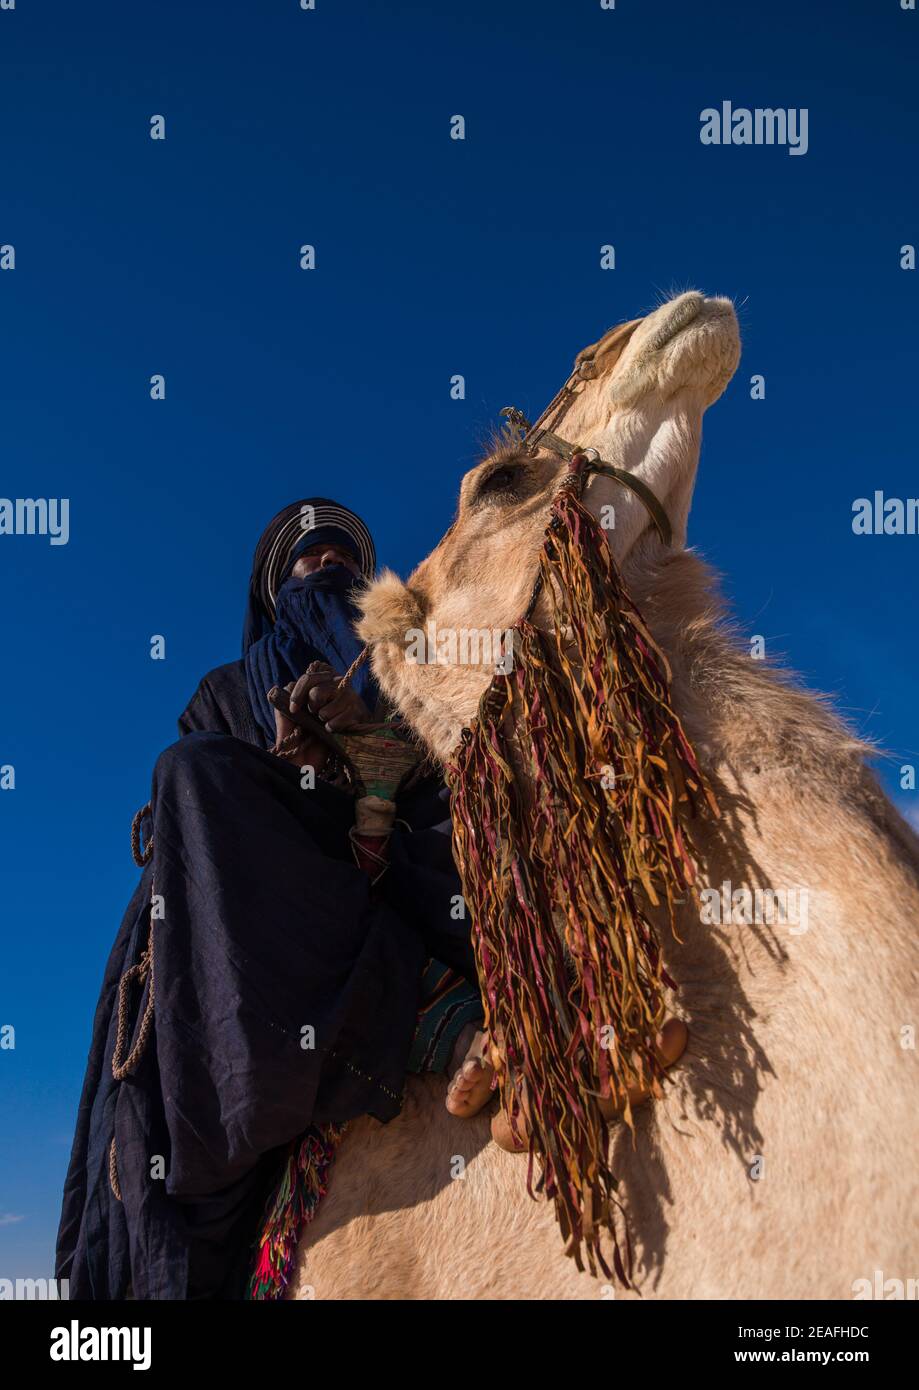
[57,502,478,1301]
[56,727,475,1300]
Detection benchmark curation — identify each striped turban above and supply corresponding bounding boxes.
[243,498,376,653]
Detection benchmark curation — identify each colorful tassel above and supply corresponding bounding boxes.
[247,1123,345,1300]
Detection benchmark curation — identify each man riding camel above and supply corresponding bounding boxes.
[56,500,491,1299]
[56,497,684,1299]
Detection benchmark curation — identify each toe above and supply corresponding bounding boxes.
[446,1069,475,1113]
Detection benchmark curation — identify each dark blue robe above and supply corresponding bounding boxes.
[55,659,476,1300]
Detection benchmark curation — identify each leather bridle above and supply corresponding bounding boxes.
[500,353,673,548]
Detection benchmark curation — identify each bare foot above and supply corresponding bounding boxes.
[490,1018,689,1152]
[445,1026,494,1117]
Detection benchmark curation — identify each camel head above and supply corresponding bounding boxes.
[358,291,740,761]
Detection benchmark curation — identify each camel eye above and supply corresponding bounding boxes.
[476,464,523,501]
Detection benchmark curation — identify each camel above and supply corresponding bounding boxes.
[289,291,919,1300]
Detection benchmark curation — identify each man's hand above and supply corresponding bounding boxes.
[271,681,329,771]
[289,661,373,733]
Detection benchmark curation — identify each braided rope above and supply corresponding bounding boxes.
[130,802,153,866]
[109,1138,122,1203]
[270,727,307,760]
[111,915,155,1082]
[338,645,369,691]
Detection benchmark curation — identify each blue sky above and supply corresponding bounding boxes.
[1,0,916,1277]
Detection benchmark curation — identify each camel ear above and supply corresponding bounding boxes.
[573,316,642,379]
[356,569,425,646]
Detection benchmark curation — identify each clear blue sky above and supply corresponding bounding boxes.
[1,0,916,1278]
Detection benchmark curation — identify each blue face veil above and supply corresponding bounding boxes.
[242,499,380,743]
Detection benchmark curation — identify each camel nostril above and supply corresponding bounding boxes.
[643,291,705,356]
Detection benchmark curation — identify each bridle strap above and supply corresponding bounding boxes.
[501,410,673,549]
[583,461,672,548]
